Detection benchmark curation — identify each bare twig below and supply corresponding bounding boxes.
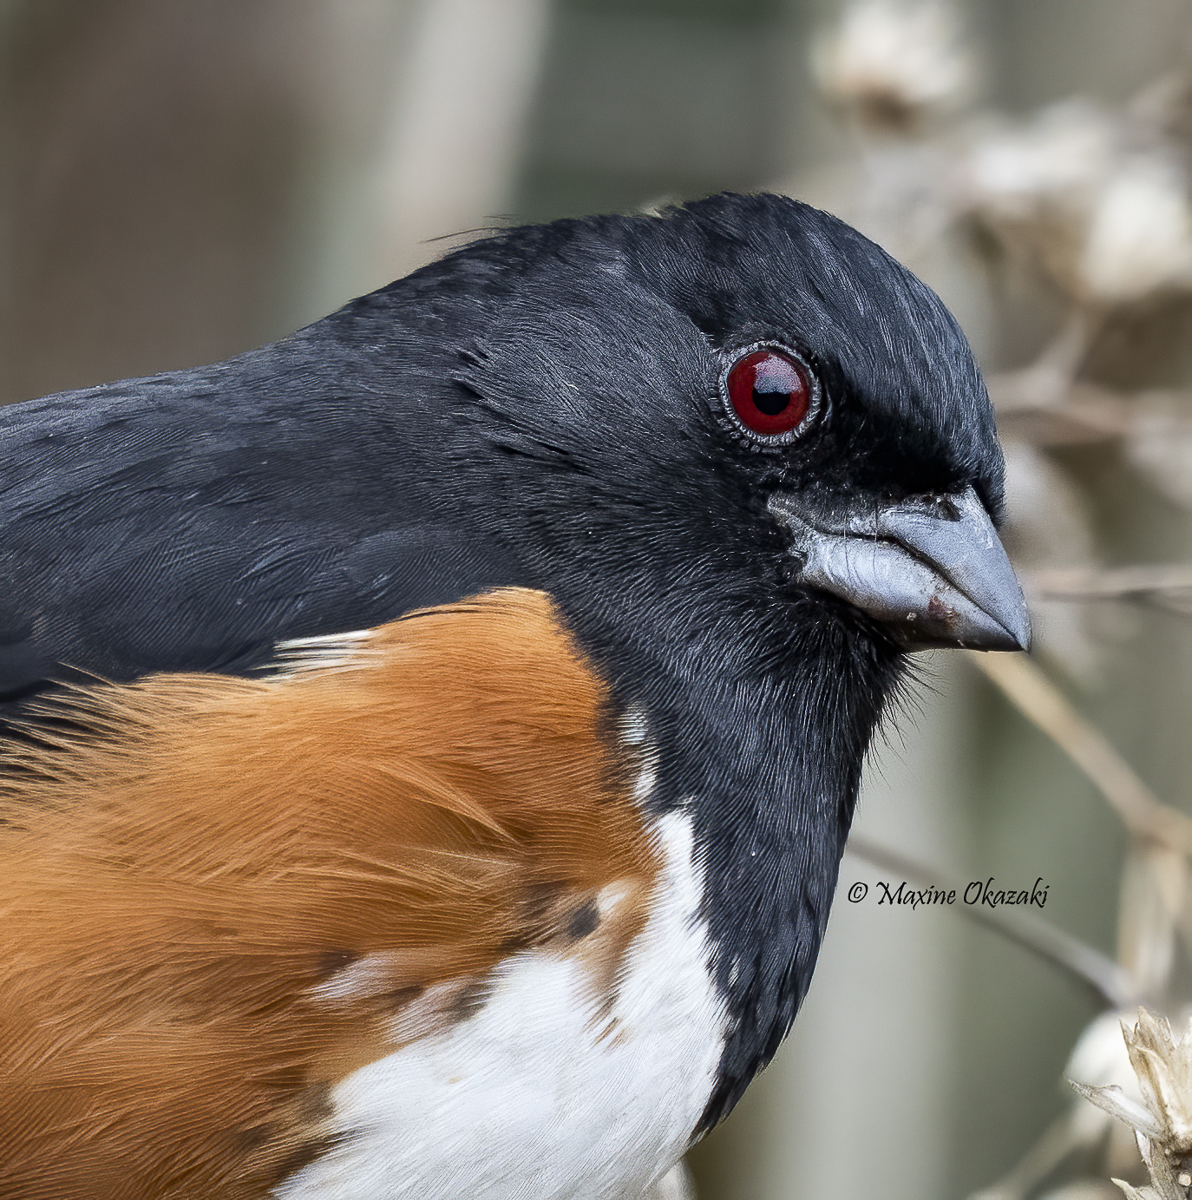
[987,310,1098,412]
[965,1108,1104,1200]
[1024,564,1192,602]
[847,833,1136,1009]
[988,377,1134,445]
[970,653,1192,855]
[1024,564,1192,615]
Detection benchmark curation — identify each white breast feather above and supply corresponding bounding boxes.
[273,809,726,1200]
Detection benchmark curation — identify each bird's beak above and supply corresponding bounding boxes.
[768,485,1030,651]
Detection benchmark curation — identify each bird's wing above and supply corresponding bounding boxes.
[0,369,526,708]
[0,588,661,1198]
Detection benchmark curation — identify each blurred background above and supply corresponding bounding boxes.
[6,1,1192,1197]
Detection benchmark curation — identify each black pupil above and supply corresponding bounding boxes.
[752,386,790,416]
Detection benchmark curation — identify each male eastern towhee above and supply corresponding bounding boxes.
[0,193,1028,1199]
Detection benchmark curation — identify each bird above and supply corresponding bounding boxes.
[0,192,1029,1200]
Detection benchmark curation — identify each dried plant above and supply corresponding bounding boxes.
[811,0,976,133]
[801,3,1192,1198]
[1074,1010,1192,1200]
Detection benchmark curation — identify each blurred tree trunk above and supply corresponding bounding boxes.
[0,0,548,405]
[3,0,328,401]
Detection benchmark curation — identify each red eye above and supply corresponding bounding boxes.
[724,348,813,440]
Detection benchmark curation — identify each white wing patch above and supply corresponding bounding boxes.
[269,629,378,680]
[274,810,726,1200]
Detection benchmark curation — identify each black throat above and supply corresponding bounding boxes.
[685,624,903,1131]
[544,574,906,1133]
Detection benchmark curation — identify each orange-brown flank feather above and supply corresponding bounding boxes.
[0,588,660,1199]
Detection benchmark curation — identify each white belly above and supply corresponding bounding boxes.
[275,811,727,1200]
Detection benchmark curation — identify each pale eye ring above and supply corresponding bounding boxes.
[719,345,819,446]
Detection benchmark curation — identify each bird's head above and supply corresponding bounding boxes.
[415,192,1027,670]
[374,193,1032,1116]
[0,194,1029,1163]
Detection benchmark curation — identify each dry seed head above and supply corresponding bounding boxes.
[1123,1010,1192,1154]
[964,101,1115,219]
[1077,155,1192,303]
[812,1,975,132]
[963,99,1192,306]
[1071,1010,1192,1200]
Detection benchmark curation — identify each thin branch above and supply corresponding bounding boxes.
[987,310,1098,411]
[988,377,1133,446]
[987,370,1192,452]
[847,833,1136,1010]
[964,1108,1098,1200]
[970,652,1192,856]
[1023,564,1192,602]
